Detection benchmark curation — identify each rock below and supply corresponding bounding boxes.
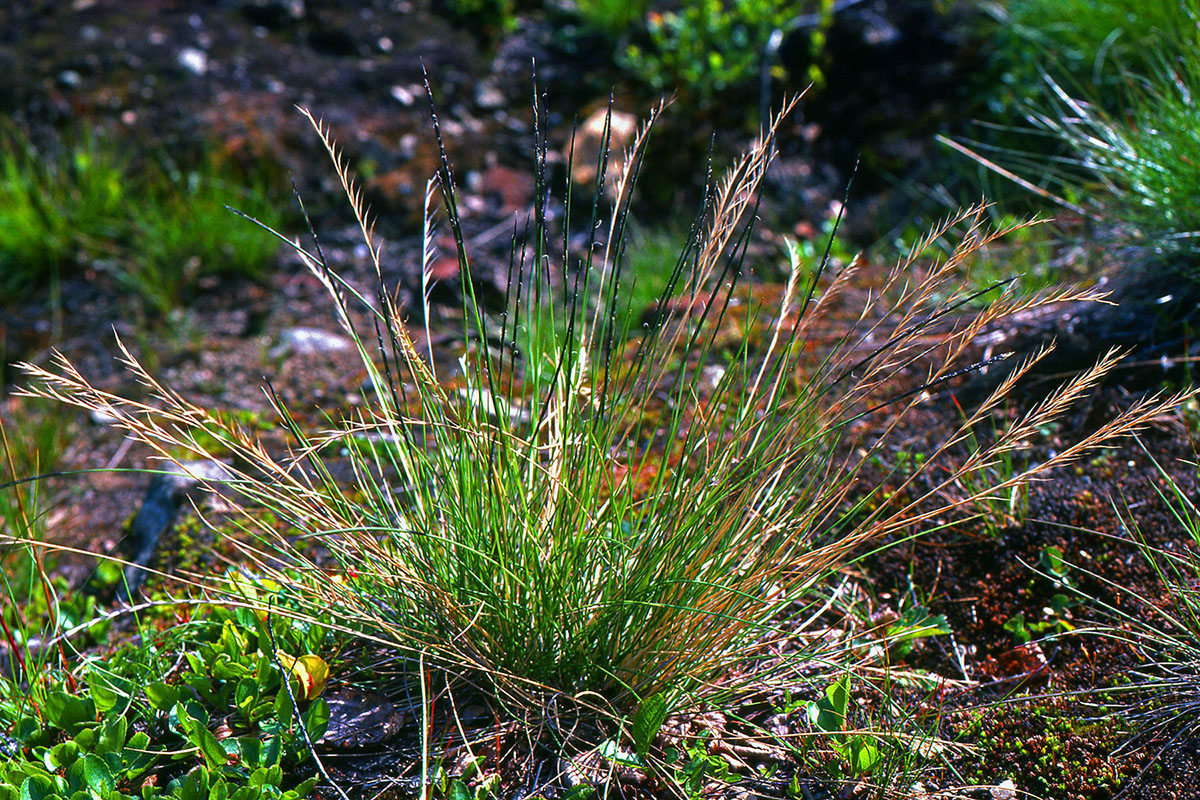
[474,79,505,110]
[120,459,234,598]
[90,406,122,426]
[176,46,208,76]
[56,69,83,89]
[478,162,535,214]
[318,688,406,748]
[389,84,416,106]
[568,108,638,201]
[272,326,353,357]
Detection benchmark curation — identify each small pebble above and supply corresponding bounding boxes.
[475,80,505,109]
[272,326,352,357]
[56,70,82,89]
[991,778,1016,800]
[390,84,415,106]
[177,47,208,76]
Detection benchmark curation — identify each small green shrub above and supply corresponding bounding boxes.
[619,0,803,109]
[0,581,327,800]
[437,0,516,38]
[574,0,651,37]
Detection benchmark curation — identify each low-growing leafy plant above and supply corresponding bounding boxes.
[0,594,329,800]
[807,674,883,777]
[619,0,799,110]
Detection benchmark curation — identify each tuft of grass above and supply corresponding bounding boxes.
[982,0,1198,111]
[953,0,1200,258]
[0,398,76,490]
[0,128,128,299]
[0,399,77,572]
[1023,66,1200,254]
[0,127,284,311]
[1063,439,1200,766]
[13,96,1192,786]
[124,165,283,312]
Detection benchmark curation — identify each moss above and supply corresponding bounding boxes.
[954,698,1131,798]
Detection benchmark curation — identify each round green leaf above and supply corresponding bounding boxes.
[19,776,53,800]
[144,683,180,713]
[79,754,115,794]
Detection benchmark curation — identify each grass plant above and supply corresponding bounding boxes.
[982,0,1199,112]
[9,96,1194,794]
[1060,440,1200,766]
[0,128,128,300]
[0,398,76,489]
[0,126,283,311]
[955,0,1200,259]
[1022,68,1200,255]
[0,399,78,601]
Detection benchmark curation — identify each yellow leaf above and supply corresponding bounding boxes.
[285,654,329,701]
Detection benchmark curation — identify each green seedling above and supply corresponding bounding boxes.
[882,606,952,662]
[807,674,882,778]
[631,692,670,762]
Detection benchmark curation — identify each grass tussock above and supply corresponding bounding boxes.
[955,0,1200,261]
[0,126,283,311]
[1061,439,1200,764]
[13,98,1193,741]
